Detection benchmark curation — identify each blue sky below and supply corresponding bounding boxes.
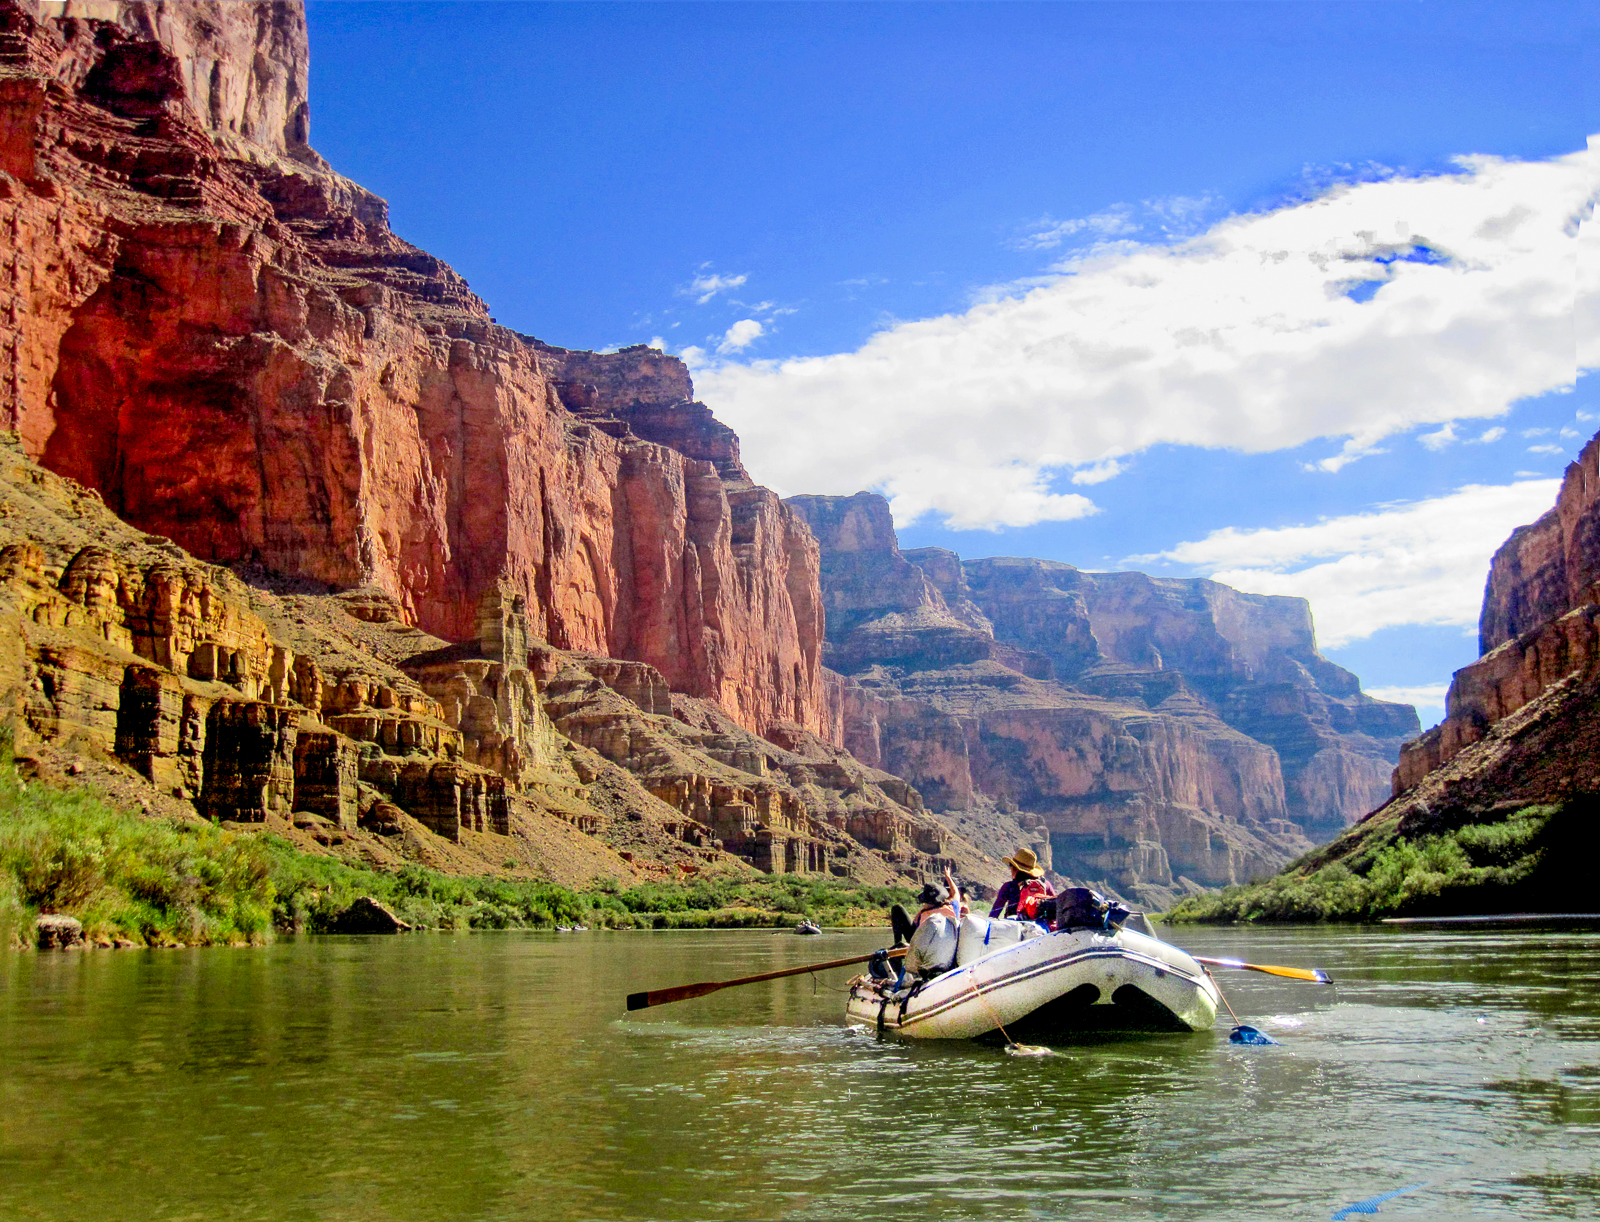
[305,1,1596,721]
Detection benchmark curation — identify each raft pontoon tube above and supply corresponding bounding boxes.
[846,915,1220,1039]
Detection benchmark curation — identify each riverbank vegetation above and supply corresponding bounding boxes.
[0,763,276,948]
[1,752,913,947]
[1167,802,1570,923]
[271,850,911,935]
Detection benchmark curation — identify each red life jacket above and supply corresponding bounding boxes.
[1017,878,1052,919]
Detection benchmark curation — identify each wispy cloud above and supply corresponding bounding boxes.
[1017,205,1138,251]
[1016,193,1223,253]
[683,268,749,305]
[1133,480,1561,648]
[1418,422,1508,450]
[694,141,1595,529]
[1419,423,1458,451]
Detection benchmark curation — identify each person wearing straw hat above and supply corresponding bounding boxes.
[990,847,1054,921]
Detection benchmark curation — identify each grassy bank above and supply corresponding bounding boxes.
[0,753,913,947]
[0,763,276,948]
[1167,802,1574,923]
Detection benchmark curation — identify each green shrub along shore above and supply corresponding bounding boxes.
[0,751,914,948]
[1167,801,1584,923]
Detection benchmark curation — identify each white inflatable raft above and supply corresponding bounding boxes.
[845,915,1220,1040]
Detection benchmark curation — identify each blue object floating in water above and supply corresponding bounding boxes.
[1229,1024,1278,1045]
[1331,1182,1427,1218]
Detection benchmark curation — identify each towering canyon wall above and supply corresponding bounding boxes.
[0,431,981,887]
[1395,430,1600,791]
[0,0,826,743]
[0,0,994,891]
[949,555,1416,838]
[787,492,1418,907]
[1478,432,1600,654]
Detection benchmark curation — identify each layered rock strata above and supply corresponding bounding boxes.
[786,492,1418,907]
[0,435,516,844]
[0,0,828,744]
[954,558,1418,839]
[1395,431,1600,792]
[1478,433,1600,654]
[0,434,980,885]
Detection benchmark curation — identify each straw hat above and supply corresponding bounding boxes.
[1003,847,1045,878]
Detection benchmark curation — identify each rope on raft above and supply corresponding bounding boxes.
[1207,968,1279,1046]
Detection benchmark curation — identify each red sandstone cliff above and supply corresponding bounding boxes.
[0,0,827,741]
[0,0,1000,892]
[0,433,984,887]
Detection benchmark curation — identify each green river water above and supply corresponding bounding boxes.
[2,924,1598,1221]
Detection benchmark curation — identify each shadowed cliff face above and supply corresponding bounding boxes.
[1480,433,1600,656]
[786,491,1419,908]
[0,0,827,743]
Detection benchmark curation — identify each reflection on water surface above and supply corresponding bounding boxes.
[1,925,1597,1220]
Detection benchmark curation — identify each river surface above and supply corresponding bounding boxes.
[2,924,1598,1221]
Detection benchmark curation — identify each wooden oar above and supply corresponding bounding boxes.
[626,947,905,1011]
[1193,956,1331,984]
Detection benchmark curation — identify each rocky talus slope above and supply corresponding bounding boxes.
[0,0,990,892]
[786,493,1418,908]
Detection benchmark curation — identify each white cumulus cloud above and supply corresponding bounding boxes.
[1419,423,1458,450]
[1134,480,1562,649]
[717,319,765,354]
[692,141,1596,529]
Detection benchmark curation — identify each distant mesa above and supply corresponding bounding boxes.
[785,491,1418,908]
